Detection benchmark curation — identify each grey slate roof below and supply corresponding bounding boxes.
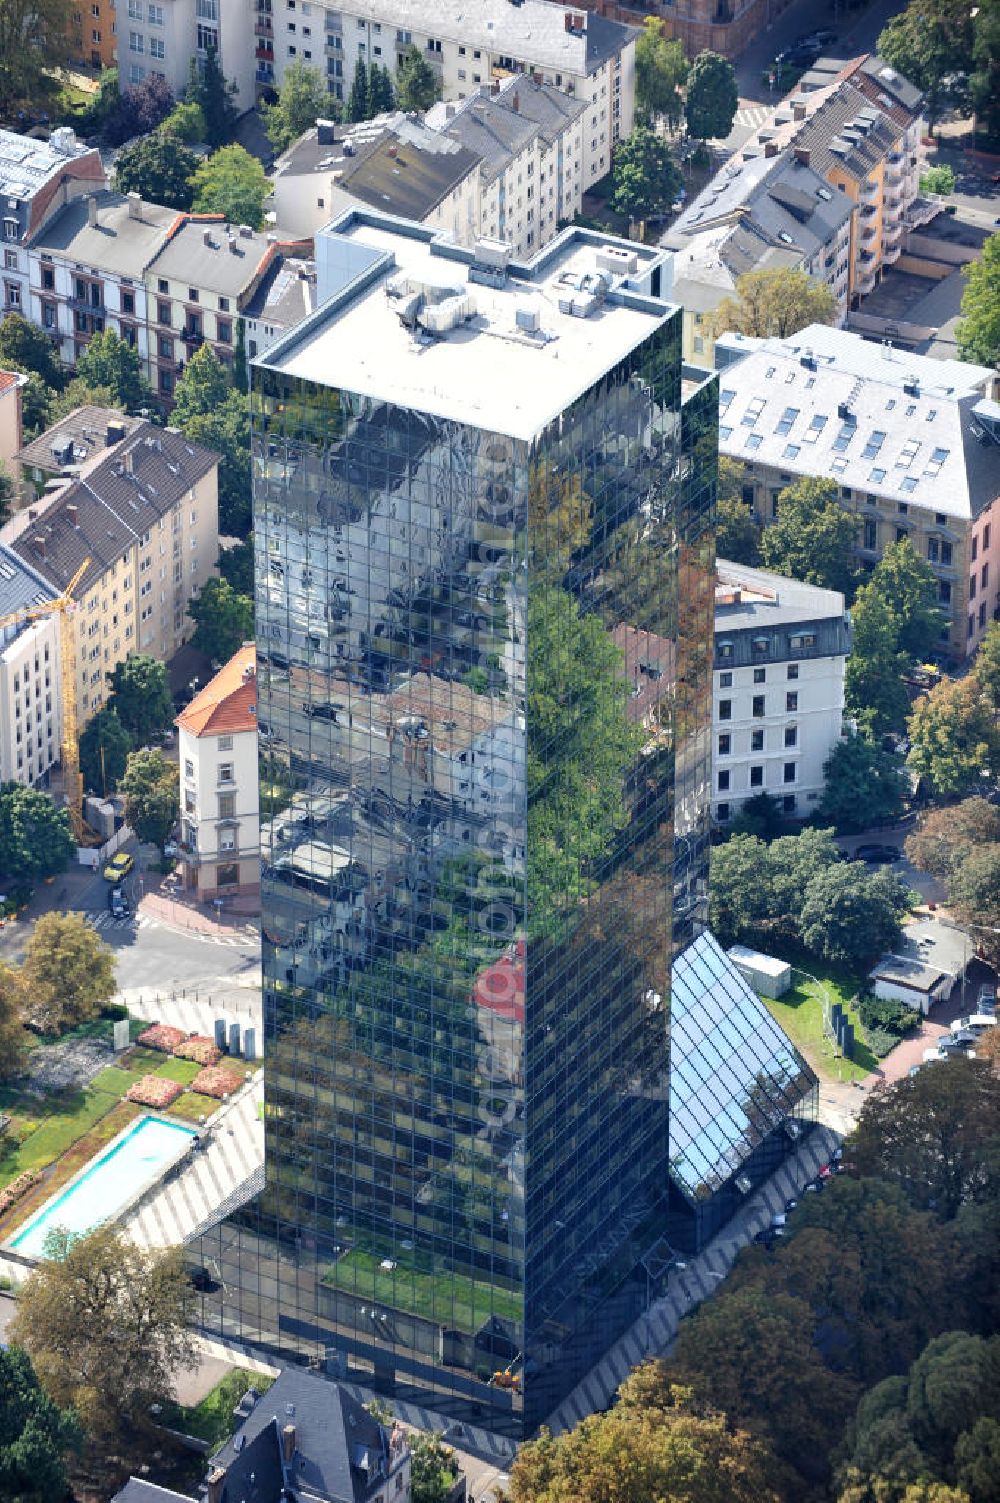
[0,125,101,242]
[244,256,316,332]
[714,324,999,523]
[147,219,288,303]
[30,190,177,276]
[210,1368,393,1503]
[336,123,481,220]
[325,0,634,76]
[2,420,217,597]
[442,96,540,182]
[788,89,898,183]
[18,405,141,475]
[110,1481,198,1503]
[0,542,56,620]
[715,559,846,631]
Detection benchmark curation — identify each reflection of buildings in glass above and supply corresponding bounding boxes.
[194,211,813,1443]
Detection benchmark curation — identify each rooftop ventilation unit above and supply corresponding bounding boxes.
[515,304,540,333]
[903,374,920,396]
[596,244,638,276]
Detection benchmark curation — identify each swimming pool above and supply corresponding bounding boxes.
[10,1114,198,1259]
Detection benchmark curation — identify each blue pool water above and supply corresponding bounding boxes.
[11,1115,197,1258]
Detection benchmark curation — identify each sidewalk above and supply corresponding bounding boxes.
[140,886,261,941]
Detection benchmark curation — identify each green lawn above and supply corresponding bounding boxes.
[167,1091,221,1122]
[161,1368,275,1448]
[763,966,878,1083]
[323,1248,521,1335]
[154,1058,202,1085]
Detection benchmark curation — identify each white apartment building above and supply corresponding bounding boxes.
[712,563,851,825]
[715,325,1000,662]
[0,544,61,788]
[28,191,177,371]
[176,642,261,896]
[264,0,634,172]
[0,127,106,323]
[1,419,219,723]
[119,0,256,110]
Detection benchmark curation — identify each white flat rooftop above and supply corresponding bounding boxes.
[268,217,673,441]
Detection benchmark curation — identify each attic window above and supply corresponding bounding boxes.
[719,388,735,413]
[803,415,827,443]
[775,406,799,435]
[862,430,886,459]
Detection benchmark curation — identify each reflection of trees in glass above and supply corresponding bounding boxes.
[527,585,643,936]
[527,459,593,581]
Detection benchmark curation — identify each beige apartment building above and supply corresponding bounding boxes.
[715,326,1000,662]
[1,417,219,724]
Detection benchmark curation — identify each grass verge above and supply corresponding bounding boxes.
[762,965,877,1083]
[162,1368,275,1448]
[322,1248,521,1334]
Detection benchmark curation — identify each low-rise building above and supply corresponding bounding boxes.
[117,0,256,109]
[0,126,106,322]
[325,117,483,247]
[0,369,26,471]
[712,561,851,825]
[110,1367,412,1503]
[669,53,925,360]
[18,405,142,492]
[0,543,61,787]
[28,189,177,369]
[175,643,260,897]
[143,217,310,401]
[0,417,219,724]
[714,324,1000,661]
[67,0,118,69]
[264,0,635,169]
[242,252,318,369]
[669,149,855,362]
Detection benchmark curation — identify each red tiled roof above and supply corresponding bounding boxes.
[0,368,23,395]
[175,643,257,737]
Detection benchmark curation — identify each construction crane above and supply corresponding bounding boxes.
[0,557,91,841]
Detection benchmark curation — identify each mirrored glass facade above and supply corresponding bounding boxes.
[194,223,719,1439]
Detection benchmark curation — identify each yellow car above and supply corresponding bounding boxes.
[103,851,135,883]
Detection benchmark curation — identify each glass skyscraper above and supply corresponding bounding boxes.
[193,214,810,1440]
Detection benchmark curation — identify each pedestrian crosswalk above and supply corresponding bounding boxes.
[733,102,773,132]
[82,909,256,949]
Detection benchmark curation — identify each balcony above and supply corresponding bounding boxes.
[255,43,274,59]
[255,65,274,83]
[861,178,879,203]
[254,19,272,36]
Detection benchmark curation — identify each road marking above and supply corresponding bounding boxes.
[733,103,772,131]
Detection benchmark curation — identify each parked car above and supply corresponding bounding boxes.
[797,27,837,47]
[855,843,902,865]
[977,984,996,1012]
[102,850,134,883]
[108,886,130,919]
[951,1013,995,1037]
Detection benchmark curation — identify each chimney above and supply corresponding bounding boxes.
[127,191,142,220]
[763,141,778,157]
[239,224,253,238]
[511,91,519,113]
[87,196,98,226]
[228,234,238,253]
[794,146,811,166]
[282,1424,297,1463]
[317,118,336,145]
[203,228,214,247]
[792,101,807,121]
[206,1468,226,1503]
[123,448,134,475]
[445,103,455,118]
[32,535,46,558]
[66,502,78,525]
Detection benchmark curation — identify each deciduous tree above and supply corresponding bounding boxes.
[508,1372,784,1503]
[106,654,173,743]
[0,963,28,1081]
[958,232,1000,367]
[844,582,912,736]
[104,73,175,145]
[113,130,198,211]
[171,342,232,425]
[262,59,329,151]
[708,266,837,340]
[21,911,117,1035]
[0,314,63,391]
[758,475,858,596]
[635,18,689,131]
[907,676,999,798]
[190,144,270,229]
[187,576,254,662]
[904,798,1000,880]
[948,845,1000,968]
[970,0,1000,147]
[219,536,254,595]
[161,98,206,143]
[79,706,132,796]
[972,619,1000,713]
[877,0,975,127]
[716,456,760,564]
[75,329,149,412]
[817,733,908,833]
[395,45,440,112]
[0,784,74,884]
[848,1057,1000,1217]
[0,0,71,115]
[684,50,739,141]
[798,862,912,967]
[0,1345,81,1503]
[119,748,179,848]
[611,126,682,221]
[43,376,120,427]
[11,1225,194,1455]
[409,1432,459,1503]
